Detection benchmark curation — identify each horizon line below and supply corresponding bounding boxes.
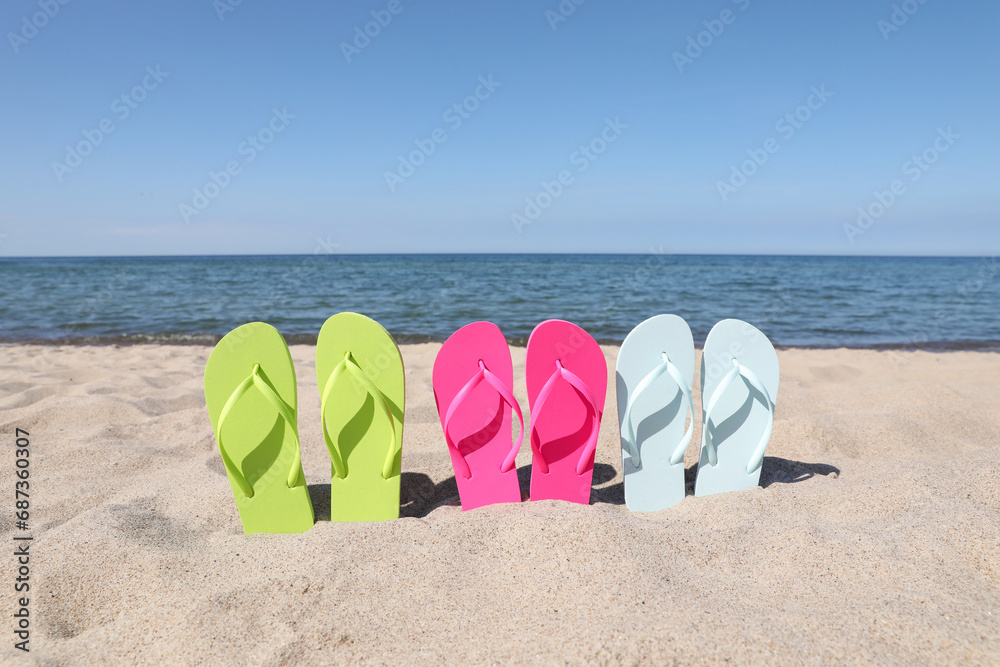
[0,251,996,260]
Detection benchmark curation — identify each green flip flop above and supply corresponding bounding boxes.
[204,322,314,534]
[316,312,404,522]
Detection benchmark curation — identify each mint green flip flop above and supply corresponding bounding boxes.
[204,322,314,534]
[617,314,696,512]
[695,319,780,497]
[316,313,404,522]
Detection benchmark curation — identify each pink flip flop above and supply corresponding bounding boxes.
[526,320,607,504]
[433,322,524,510]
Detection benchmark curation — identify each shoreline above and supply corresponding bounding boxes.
[3,336,1000,352]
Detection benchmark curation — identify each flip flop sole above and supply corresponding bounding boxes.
[526,320,607,504]
[204,322,314,534]
[433,322,521,510]
[695,319,780,497]
[617,314,695,512]
[317,313,404,522]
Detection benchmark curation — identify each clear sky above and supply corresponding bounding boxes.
[1,0,997,256]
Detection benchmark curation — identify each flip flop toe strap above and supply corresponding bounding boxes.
[443,361,524,480]
[215,364,301,498]
[530,360,601,476]
[703,358,775,474]
[620,352,694,469]
[321,352,398,480]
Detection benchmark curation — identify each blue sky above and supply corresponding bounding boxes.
[1,0,997,256]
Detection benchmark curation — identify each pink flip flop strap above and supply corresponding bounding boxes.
[443,360,524,480]
[529,360,601,476]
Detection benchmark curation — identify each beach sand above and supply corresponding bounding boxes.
[1,343,998,665]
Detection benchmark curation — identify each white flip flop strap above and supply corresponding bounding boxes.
[736,363,774,474]
[702,358,774,473]
[620,354,694,468]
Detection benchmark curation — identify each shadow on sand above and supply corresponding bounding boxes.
[312,456,839,519]
[592,456,839,506]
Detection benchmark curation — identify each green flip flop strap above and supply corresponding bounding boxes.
[702,358,775,474]
[321,352,397,481]
[215,363,302,498]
